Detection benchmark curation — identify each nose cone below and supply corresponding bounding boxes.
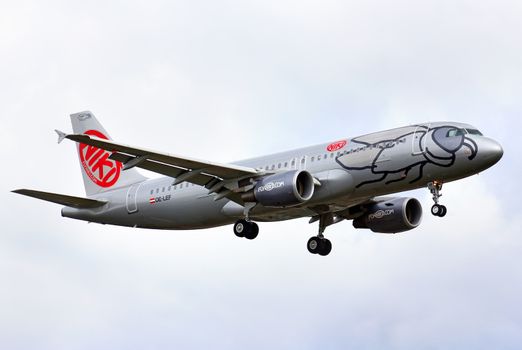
[479,137,503,168]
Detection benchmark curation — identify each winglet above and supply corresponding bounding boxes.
[55,129,67,144]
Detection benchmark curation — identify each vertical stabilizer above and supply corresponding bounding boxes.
[70,111,147,196]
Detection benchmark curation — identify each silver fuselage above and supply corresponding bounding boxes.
[62,122,503,229]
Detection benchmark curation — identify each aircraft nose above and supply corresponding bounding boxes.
[480,137,503,166]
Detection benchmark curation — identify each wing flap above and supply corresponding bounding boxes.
[12,189,107,209]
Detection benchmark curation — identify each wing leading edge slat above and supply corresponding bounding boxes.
[65,134,258,179]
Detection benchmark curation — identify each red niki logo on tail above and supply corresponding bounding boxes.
[79,130,122,188]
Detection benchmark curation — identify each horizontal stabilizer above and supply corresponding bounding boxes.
[12,189,107,209]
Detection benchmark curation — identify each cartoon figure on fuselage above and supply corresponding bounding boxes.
[336,123,479,188]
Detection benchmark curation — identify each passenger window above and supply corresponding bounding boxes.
[311,156,315,162]
[278,163,281,169]
[284,162,288,167]
[291,160,295,166]
[150,190,153,195]
[330,153,334,158]
[156,188,159,194]
[271,164,275,170]
[301,158,305,164]
[168,186,171,191]
[317,155,321,160]
[162,187,165,192]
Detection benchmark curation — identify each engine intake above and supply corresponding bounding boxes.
[253,170,315,207]
[353,197,423,233]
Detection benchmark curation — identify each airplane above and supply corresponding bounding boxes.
[12,111,503,256]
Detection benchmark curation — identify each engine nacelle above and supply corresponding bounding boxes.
[353,197,423,233]
[253,170,315,207]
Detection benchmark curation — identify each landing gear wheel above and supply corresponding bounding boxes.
[431,204,447,217]
[244,222,259,240]
[307,237,332,256]
[233,219,259,239]
[318,238,332,256]
[307,237,322,254]
[233,219,247,237]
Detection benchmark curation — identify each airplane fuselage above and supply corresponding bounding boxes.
[61,122,503,230]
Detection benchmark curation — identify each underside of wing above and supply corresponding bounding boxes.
[12,189,107,209]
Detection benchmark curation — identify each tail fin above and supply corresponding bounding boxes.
[70,111,147,196]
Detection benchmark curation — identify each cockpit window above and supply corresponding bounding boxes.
[466,129,483,136]
[446,128,466,137]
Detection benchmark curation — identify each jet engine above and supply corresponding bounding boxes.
[252,170,315,207]
[353,197,422,233]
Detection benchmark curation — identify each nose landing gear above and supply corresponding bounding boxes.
[428,181,447,217]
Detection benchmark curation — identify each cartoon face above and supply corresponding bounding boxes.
[431,127,465,152]
[429,126,477,161]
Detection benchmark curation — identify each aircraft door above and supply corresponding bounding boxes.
[126,183,141,214]
[412,124,430,155]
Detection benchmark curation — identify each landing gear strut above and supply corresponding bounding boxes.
[307,214,336,256]
[428,181,447,217]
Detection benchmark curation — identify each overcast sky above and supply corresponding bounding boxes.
[1,0,521,349]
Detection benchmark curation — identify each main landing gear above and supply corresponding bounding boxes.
[307,213,338,256]
[233,202,259,240]
[233,219,259,240]
[428,181,447,217]
[232,204,337,256]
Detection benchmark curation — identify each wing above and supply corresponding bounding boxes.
[61,132,263,203]
[12,189,107,209]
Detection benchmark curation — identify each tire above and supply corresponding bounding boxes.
[439,205,447,217]
[233,219,247,237]
[318,239,332,256]
[307,237,321,254]
[431,204,441,216]
[244,222,259,240]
